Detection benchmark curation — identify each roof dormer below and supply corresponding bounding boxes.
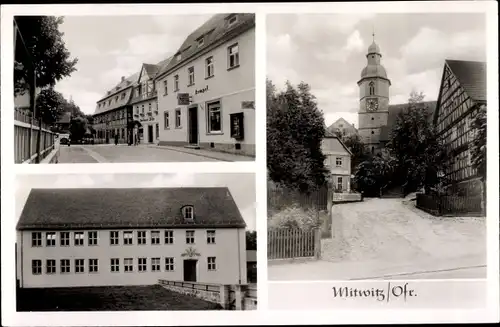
[226,14,238,28]
[197,36,204,48]
[181,205,194,222]
[176,53,182,61]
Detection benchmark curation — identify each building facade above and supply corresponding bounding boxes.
[16,187,247,288]
[154,13,255,156]
[433,59,486,193]
[130,59,171,144]
[357,37,437,155]
[322,136,352,192]
[93,74,137,144]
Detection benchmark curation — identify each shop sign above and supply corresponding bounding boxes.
[139,116,155,122]
[195,85,209,95]
[177,93,191,105]
[241,101,255,109]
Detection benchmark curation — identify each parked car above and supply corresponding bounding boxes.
[60,138,70,146]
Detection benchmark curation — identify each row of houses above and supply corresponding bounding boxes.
[92,13,255,157]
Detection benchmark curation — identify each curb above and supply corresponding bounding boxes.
[145,145,235,162]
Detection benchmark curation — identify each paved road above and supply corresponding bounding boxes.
[269,198,486,281]
[57,145,220,163]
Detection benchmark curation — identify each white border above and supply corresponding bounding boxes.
[1,1,499,325]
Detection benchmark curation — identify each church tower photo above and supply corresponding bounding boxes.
[357,35,391,154]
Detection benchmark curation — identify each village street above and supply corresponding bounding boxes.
[55,143,254,163]
[268,198,486,280]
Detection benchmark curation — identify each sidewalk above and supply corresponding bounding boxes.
[145,144,255,162]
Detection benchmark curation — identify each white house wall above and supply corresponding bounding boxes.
[156,27,255,156]
[18,227,247,288]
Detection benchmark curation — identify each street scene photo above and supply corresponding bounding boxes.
[266,13,487,281]
[13,14,255,163]
[15,173,257,311]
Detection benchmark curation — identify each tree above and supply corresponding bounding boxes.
[69,116,88,142]
[267,79,328,194]
[342,133,370,174]
[353,152,396,196]
[15,16,78,96]
[386,91,448,194]
[470,104,487,208]
[246,231,257,250]
[35,87,66,125]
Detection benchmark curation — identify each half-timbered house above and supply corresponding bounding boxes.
[433,59,487,194]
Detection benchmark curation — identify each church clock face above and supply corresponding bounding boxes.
[366,98,379,112]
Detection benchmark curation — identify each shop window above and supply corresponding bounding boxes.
[207,101,222,133]
[230,112,244,140]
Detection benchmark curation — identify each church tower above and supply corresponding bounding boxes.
[357,33,391,155]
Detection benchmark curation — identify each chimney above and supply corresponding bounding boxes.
[121,76,125,82]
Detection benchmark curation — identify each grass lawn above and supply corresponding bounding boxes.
[17,285,223,311]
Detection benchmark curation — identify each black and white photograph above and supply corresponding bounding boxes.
[13,13,255,164]
[267,13,488,281]
[14,173,257,311]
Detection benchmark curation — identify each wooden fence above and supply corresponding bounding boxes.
[14,109,56,164]
[416,193,484,216]
[268,228,320,260]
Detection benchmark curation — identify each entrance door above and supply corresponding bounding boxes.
[148,125,154,143]
[183,259,197,282]
[188,106,198,145]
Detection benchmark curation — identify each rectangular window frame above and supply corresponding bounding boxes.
[110,231,119,245]
[207,257,216,271]
[186,230,195,244]
[227,43,240,69]
[151,231,160,245]
[31,232,42,247]
[74,232,84,246]
[207,230,216,244]
[137,231,147,245]
[89,259,99,273]
[165,230,174,244]
[88,231,98,246]
[205,56,214,78]
[207,101,222,134]
[124,231,133,245]
[174,75,179,92]
[75,259,85,273]
[188,66,195,86]
[60,232,70,247]
[151,258,161,272]
[32,259,42,275]
[138,258,147,272]
[46,259,56,274]
[60,259,71,274]
[124,258,133,272]
[165,257,175,271]
[111,258,120,273]
[46,232,56,247]
[175,109,182,128]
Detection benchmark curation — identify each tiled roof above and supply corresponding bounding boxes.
[155,13,255,80]
[93,72,139,115]
[56,111,71,124]
[380,101,437,141]
[446,59,487,102]
[17,187,247,230]
[322,135,353,156]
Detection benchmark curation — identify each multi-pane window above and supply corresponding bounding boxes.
[32,260,42,275]
[124,258,133,272]
[46,232,56,247]
[88,231,98,246]
[151,258,161,272]
[188,67,195,85]
[165,257,174,271]
[174,75,179,91]
[60,232,70,246]
[206,57,214,78]
[124,231,133,245]
[138,258,147,272]
[207,230,216,244]
[60,259,70,273]
[110,231,119,245]
[175,109,181,128]
[186,230,195,244]
[207,257,216,271]
[163,80,168,95]
[151,231,160,245]
[138,231,147,245]
[32,232,42,247]
[207,101,222,133]
[89,259,98,273]
[111,258,120,272]
[46,259,56,274]
[183,206,194,219]
[74,232,84,246]
[75,259,85,273]
[164,111,170,129]
[337,177,343,191]
[228,43,239,68]
[336,157,342,167]
[165,230,174,244]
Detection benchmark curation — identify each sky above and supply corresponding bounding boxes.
[15,173,256,231]
[54,15,213,115]
[267,13,487,127]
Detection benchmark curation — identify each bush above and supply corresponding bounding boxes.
[268,205,321,231]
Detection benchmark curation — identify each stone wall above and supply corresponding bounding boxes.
[160,283,221,305]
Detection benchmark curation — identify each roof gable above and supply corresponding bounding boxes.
[17,187,246,230]
[322,136,352,156]
[155,13,255,80]
[445,59,486,102]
